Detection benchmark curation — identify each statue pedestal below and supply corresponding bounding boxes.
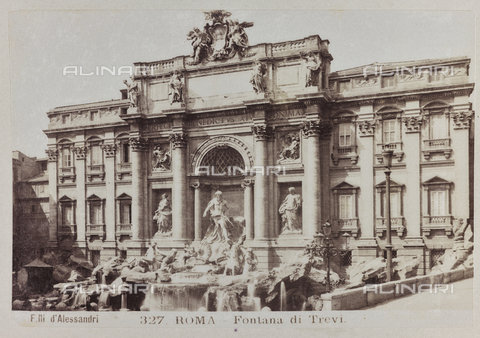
[127,107,138,114]
[169,101,185,109]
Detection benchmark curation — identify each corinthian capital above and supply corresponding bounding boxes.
[451,111,473,129]
[168,132,188,149]
[129,136,148,151]
[402,116,423,133]
[251,125,275,141]
[45,148,58,162]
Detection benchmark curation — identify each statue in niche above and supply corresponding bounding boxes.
[153,193,172,236]
[279,187,302,234]
[250,61,267,94]
[123,76,140,108]
[300,51,322,87]
[168,70,183,104]
[278,134,300,164]
[200,191,245,263]
[153,145,171,171]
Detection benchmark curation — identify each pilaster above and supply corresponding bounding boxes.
[73,136,87,253]
[46,146,58,248]
[101,136,117,255]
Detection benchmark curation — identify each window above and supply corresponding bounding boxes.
[122,143,130,163]
[375,180,405,236]
[87,195,104,225]
[332,116,358,166]
[339,123,352,147]
[200,146,245,175]
[422,103,451,160]
[383,250,398,259]
[120,202,132,224]
[61,147,72,167]
[382,76,395,88]
[59,196,76,226]
[383,119,396,144]
[331,182,359,237]
[90,144,103,165]
[380,190,401,217]
[117,193,132,225]
[341,251,353,266]
[430,249,446,268]
[422,176,452,233]
[339,195,353,219]
[430,114,447,139]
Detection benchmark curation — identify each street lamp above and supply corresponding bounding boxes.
[382,149,394,282]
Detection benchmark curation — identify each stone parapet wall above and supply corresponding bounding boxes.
[321,266,473,311]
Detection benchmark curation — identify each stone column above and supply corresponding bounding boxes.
[169,132,189,241]
[242,179,254,240]
[252,125,274,240]
[102,141,117,256]
[191,182,203,242]
[129,135,148,241]
[46,147,58,248]
[301,119,322,237]
[356,118,378,262]
[72,142,87,254]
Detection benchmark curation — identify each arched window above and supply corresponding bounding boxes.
[200,146,245,175]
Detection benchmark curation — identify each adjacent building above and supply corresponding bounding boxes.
[13,151,49,271]
[39,15,474,273]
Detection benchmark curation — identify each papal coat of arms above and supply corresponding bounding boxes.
[187,10,254,65]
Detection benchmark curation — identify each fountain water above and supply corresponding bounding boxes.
[101,273,107,285]
[280,281,287,311]
[142,283,210,311]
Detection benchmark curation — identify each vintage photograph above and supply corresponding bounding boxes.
[9,7,474,322]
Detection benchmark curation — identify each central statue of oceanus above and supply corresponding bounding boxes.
[198,191,245,263]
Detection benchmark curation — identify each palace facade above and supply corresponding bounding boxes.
[41,20,474,273]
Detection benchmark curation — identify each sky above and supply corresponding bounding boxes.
[9,10,475,158]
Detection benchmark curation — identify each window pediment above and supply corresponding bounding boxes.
[423,176,452,186]
[117,193,132,200]
[332,181,359,191]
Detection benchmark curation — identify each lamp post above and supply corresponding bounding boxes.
[382,150,394,282]
[311,221,351,292]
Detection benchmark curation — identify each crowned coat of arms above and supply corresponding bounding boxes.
[187,10,254,65]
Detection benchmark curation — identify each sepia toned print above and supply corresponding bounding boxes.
[10,9,474,329]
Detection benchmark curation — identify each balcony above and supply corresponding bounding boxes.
[375,142,404,163]
[87,164,105,181]
[422,215,453,236]
[422,138,452,160]
[375,217,405,237]
[116,224,132,239]
[333,218,359,237]
[59,166,76,183]
[58,224,77,239]
[116,163,132,180]
[331,145,358,165]
[86,224,106,240]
